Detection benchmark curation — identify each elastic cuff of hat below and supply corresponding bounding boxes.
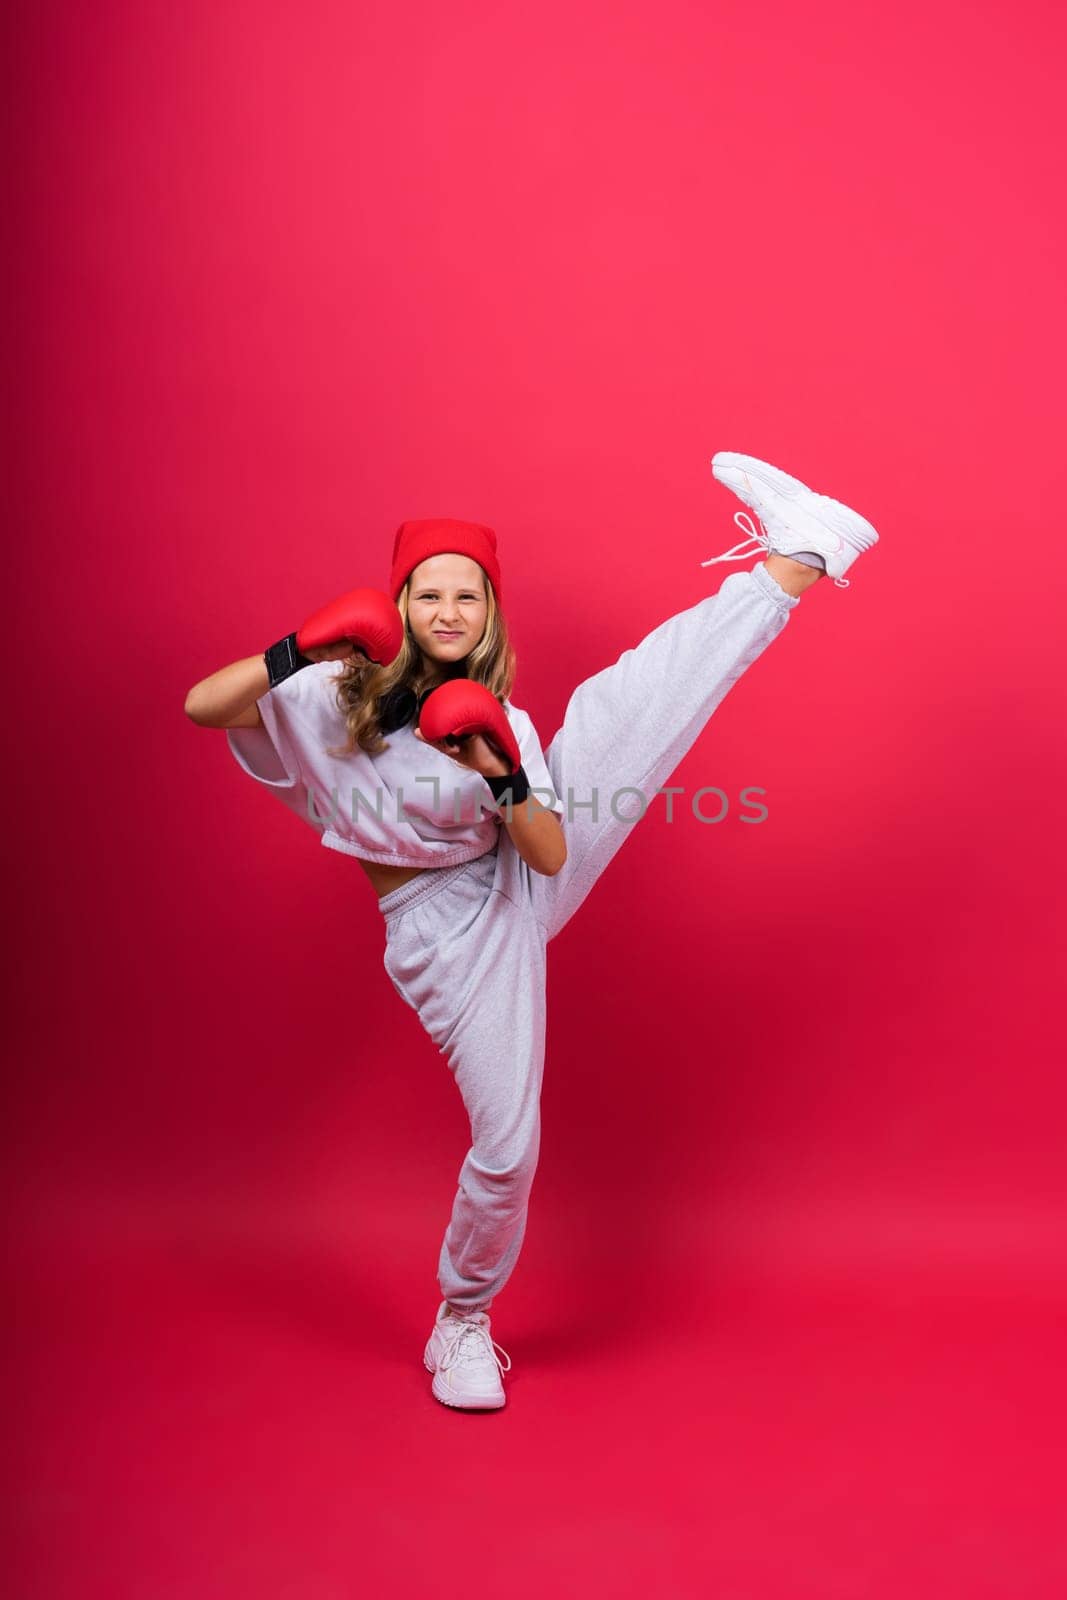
[484,764,531,809]
[264,632,315,688]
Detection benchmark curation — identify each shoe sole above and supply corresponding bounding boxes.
[712,451,879,568]
[424,1350,507,1410]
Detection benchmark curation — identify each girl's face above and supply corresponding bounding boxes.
[407,554,488,668]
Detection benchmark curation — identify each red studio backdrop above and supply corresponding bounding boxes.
[6,1,1066,1595]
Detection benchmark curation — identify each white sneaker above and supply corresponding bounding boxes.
[702,451,880,590]
[423,1300,512,1410]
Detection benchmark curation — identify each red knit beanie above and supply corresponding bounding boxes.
[389,518,503,604]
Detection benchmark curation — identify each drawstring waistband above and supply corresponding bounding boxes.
[378,845,499,922]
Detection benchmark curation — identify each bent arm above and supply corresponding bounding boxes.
[184,655,268,728]
[497,795,567,877]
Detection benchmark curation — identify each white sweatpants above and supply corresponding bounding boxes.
[379,562,800,1311]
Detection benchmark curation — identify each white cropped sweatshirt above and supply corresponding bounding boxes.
[226,661,563,870]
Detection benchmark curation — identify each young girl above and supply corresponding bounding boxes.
[184,451,879,1412]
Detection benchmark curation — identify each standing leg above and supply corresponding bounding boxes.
[382,860,548,1314]
[529,562,801,941]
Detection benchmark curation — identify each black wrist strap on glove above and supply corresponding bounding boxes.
[264,632,315,688]
[485,764,531,812]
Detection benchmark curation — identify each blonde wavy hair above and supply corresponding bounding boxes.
[324,564,516,758]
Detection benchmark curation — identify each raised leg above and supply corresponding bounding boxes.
[528,562,800,942]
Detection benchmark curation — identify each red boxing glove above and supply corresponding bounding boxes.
[418,680,521,773]
[296,587,403,665]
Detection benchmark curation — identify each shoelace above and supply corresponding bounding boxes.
[700,510,850,589]
[438,1317,513,1376]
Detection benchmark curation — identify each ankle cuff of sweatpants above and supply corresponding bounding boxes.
[749,558,801,613]
[447,1298,493,1318]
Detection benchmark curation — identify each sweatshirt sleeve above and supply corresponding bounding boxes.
[505,703,564,817]
[224,663,338,832]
